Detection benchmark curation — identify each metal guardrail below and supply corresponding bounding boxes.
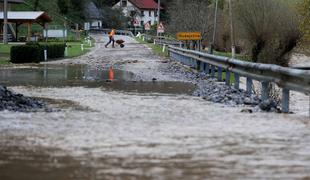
[168,46,310,113]
[129,33,310,113]
[90,29,134,37]
[140,34,181,46]
[154,38,181,46]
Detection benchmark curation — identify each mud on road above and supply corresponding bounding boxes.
[0,34,309,179]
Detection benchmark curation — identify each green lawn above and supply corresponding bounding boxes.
[215,71,236,84]
[66,39,95,58]
[135,37,169,57]
[0,44,16,65]
[0,38,94,65]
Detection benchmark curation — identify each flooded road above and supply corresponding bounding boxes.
[0,64,195,95]
[0,35,310,179]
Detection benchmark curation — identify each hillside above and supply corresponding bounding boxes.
[11,0,86,26]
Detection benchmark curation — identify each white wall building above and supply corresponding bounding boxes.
[84,1,102,29]
[113,0,161,26]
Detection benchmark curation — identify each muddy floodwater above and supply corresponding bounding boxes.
[0,64,195,95]
[1,35,310,179]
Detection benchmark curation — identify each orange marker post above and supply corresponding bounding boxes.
[109,68,115,81]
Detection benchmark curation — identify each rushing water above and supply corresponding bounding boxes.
[0,64,310,179]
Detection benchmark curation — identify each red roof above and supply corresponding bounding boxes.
[128,0,162,10]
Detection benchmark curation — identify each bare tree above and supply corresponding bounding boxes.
[34,0,40,10]
[234,0,301,66]
[167,0,213,40]
[101,7,129,29]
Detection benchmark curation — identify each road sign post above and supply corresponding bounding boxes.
[177,32,202,50]
[157,22,165,35]
[176,32,202,41]
[133,19,139,36]
[144,22,151,31]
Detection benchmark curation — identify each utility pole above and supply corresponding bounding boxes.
[211,0,219,54]
[3,0,8,44]
[157,0,160,36]
[229,0,236,58]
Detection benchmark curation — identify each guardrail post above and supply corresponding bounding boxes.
[183,56,187,65]
[261,81,270,101]
[183,55,187,65]
[211,65,215,78]
[218,67,223,81]
[282,88,290,113]
[234,73,240,90]
[226,70,231,85]
[246,78,253,94]
[182,55,186,64]
[192,59,199,69]
[178,54,182,63]
[192,58,196,69]
[200,62,205,71]
[205,63,210,75]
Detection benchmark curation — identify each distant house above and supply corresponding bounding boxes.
[113,0,162,26]
[84,1,102,29]
[0,0,25,41]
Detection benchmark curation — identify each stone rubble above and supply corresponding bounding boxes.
[0,85,49,112]
[164,61,281,112]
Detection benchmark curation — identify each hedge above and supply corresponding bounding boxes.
[10,43,66,63]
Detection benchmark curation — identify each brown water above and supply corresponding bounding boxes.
[0,64,195,95]
[0,64,310,179]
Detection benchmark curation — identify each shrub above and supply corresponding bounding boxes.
[10,45,43,63]
[10,43,66,63]
[41,43,66,59]
[235,0,301,66]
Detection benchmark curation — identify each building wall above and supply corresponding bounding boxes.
[91,20,102,29]
[114,0,158,26]
[140,10,157,26]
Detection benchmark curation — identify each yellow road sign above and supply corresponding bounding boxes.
[177,32,202,40]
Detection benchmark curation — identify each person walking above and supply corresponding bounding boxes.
[105,28,116,48]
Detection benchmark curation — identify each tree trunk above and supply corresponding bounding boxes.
[34,0,39,10]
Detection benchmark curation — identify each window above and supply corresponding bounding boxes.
[130,11,136,17]
[141,11,144,16]
[121,0,127,7]
[149,21,151,25]
[149,11,152,17]
[141,21,144,26]
[154,11,158,17]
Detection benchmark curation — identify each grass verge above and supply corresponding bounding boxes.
[0,38,95,65]
[215,71,236,84]
[214,51,250,61]
[135,37,169,57]
[66,39,95,58]
[0,44,16,65]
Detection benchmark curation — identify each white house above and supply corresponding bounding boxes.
[84,1,102,29]
[113,0,162,26]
